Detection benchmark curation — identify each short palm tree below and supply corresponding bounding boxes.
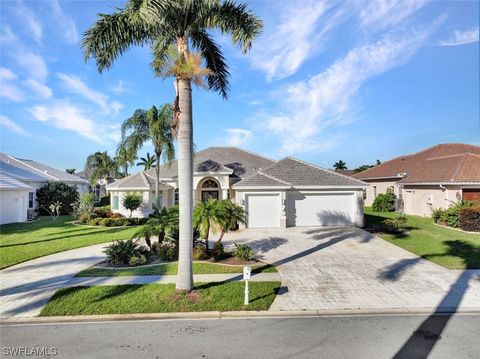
[137,152,157,171]
[215,200,246,243]
[84,151,118,185]
[120,104,175,208]
[333,160,347,171]
[193,199,221,255]
[116,144,137,177]
[83,0,262,291]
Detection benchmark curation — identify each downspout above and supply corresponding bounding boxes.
[439,184,448,209]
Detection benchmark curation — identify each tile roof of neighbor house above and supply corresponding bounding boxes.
[352,143,480,184]
[0,172,34,190]
[233,157,367,188]
[0,153,88,184]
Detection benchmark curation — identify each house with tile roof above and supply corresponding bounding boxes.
[0,153,89,225]
[353,143,480,216]
[107,147,368,227]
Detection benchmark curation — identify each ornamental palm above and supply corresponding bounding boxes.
[83,0,262,291]
[120,104,175,208]
[137,152,157,171]
[116,144,137,177]
[193,199,221,255]
[84,151,118,185]
[333,160,347,171]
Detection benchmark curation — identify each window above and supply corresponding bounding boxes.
[174,189,179,205]
[28,192,34,208]
[112,195,119,210]
[202,179,219,188]
[373,186,377,198]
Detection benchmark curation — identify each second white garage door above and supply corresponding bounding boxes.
[287,192,354,227]
[246,193,280,228]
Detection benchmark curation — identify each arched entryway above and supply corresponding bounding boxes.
[199,178,220,202]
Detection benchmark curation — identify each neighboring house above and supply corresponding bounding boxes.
[353,143,480,216]
[107,147,367,228]
[0,153,89,225]
[76,170,116,202]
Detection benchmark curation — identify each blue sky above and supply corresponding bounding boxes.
[0,0,479,172]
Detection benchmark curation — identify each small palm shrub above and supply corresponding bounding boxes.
[372,188,396,212]
[104,239,148,266]
[72,193,95,223]
[129,255,147,266]
[211,242,227,261]
[234,243,255,261]
[382,216,408,234]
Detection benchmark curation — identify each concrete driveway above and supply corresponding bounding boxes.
[223,227,480,311]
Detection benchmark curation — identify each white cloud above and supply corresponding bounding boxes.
[16,0,43,43]
[14,50,48,83]
[111,81,127,95]
[23,78,53,99]
[48,0,79,44]
[358,0,430,29]
[56,73,123,114]
[261,23,439,154]
[0,115,30,136]
[29,102,101,143]
[223,129,253,147]
[250,1,348,81]
[439,27,479,46]
[0,67,25,102]
[0,26,17,45]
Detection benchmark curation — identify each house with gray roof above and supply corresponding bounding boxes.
[0,153,89,225]
[107,147,367,228]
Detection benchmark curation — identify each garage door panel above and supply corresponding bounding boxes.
[287,192,353,227]
[246,194,279,228]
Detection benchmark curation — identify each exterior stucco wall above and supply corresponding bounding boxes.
[403,185,462,217]
[109,190,151,218]
[363,179,398,206]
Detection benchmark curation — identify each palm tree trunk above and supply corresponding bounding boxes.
[155,151,161,208]
[176,77,193,291]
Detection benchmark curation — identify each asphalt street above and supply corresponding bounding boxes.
[1,314,479,359]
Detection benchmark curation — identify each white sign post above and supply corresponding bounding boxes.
[243,266,251,305]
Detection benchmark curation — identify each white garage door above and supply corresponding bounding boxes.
[0,191,26,225]
[246,194,280,228]
[287,192,354,227]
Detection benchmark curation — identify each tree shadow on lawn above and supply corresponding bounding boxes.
[380,241,479,359]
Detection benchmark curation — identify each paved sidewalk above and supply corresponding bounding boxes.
[67,273,280,286]
[0,244,107,318]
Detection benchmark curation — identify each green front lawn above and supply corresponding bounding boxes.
[77,262,277,277]
[365,207,480,269]
[40,281,281,316]
[0,216,139,269]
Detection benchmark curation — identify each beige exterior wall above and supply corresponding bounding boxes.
[403,185,461,217]
[363,179,398,206]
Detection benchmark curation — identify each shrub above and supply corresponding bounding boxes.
[123,194,143,218]
[99,218,114,227]
[439,200,477,228]
[372,188,396,212]
[36,182,79,215]
[192,245,209,260]
[129,255,147,266]
[93,206,113,218]
[88,218,102,226]
[459,206,480,232]
[72,193,95,223]
[104,239,147,266]
[153,241,177,261]
[211,242,227,261]
[431,208,444,223]
[233,243,255,261]
[382,216,408,234]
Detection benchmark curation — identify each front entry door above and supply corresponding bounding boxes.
[202,191,219,202]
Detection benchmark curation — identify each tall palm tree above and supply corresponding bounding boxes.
[83,0,262,291]
[116,144,137,177]
[120,104,175,208]
[84,151,118,185]
[137,152,157,171]
[333,160,347,171]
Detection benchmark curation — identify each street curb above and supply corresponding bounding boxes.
[2,307,480,325]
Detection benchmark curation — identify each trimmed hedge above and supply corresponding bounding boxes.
[459,206,480,232]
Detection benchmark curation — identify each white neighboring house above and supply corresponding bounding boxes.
[107,147,368,228]
[0,153,89,225]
